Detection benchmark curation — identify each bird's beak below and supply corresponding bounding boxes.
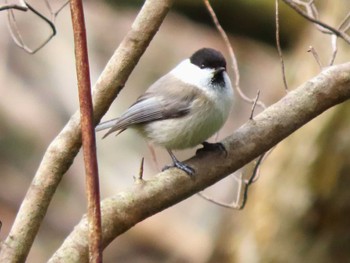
[214,67,226,76]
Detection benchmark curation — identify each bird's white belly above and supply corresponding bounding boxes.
[139,98,230,149]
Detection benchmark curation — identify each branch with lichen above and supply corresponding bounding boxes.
[0,0,174,262]
[49,62,350,262]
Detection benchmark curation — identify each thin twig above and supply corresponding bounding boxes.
[133,158,145,183]
[275,0,289,92]
[246,153,265,184]
[197,152,266,210]
[70,1,102,262]
[338,11,350,32]
[6,1,57,54]
[139,157,145,180]
[4,0,68,53]
[287,1,349,67]
[197,172,244,209]
[203,0,267,211]
[239,154,265,209]
[329,35,338,66]
[49,62,350,261]
[0,1,174,261]
[304,0,330,34]
[282,0,350,44]
[203,0,266,110]
[250,90,260,120]
[197,191,241,209]
[0,1,27,11]
[307,46,323,69]
[44,0,70,22]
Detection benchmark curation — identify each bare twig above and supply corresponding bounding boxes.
[197,189,242,209]
[329,35,338,66]
[0,1,174,262]
[3,0,69,53]
[197,152,266,210]
[284,1,349,67]
[282,0,350,44]
[49,62,350,262]
[133,158,145,184]
[6,2,57,54]
[250,90,261,120]
[138,157,145,181]
[203,0,266,110]
[307,46,323,69]
[0,0,27,11]
[275,0,289,92]
[44,0,70,21]
[69,0,102,262]
[235,154,264,209]
[203,0,266,210]
[198,175,241,209]
[338,11,350,32]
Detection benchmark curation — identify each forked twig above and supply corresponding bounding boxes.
[283,1,350,67]
[0,0,27,11]
[282,0,350,44]
[202,0,267,209]
[6,2,56,54]
[0,0,176,261]
[3,0,69,53]
[203,0,266,110]
[198,153,266,210]
[44,0,70,21]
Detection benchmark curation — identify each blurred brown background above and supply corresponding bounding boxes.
[0,0,350,262]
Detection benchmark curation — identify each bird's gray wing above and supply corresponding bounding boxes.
[96,73,204,138]
[99,90,194,138]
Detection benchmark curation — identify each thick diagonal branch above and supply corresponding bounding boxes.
[0,0,174,262]
[49,63,350,262]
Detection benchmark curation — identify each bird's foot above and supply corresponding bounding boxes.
[162,161,195,177]
[196,141,227,157]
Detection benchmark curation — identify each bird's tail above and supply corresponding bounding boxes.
[95,118,119,132]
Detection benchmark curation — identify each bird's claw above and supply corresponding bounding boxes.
[162,161,195,177]
[196,141,227,157]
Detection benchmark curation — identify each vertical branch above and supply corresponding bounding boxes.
[275,0,289,92]
[203,0,266,109]
[0,1,172,262]
[70,1,102,262]
[329,34,338,66]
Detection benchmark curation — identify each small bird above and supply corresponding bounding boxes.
[96,48,233,176]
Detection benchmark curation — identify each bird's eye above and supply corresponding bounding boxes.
[200,64,206,69]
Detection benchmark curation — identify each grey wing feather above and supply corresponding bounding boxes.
[97,74,201,138]
[100,93,192,138]
[95,118,119,132]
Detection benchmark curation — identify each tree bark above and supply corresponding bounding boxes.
[0,0,174,262]
[49,63,350,262]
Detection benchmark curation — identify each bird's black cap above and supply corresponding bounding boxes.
[190,48,226,70]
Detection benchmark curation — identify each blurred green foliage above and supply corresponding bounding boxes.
[105,0,305,48]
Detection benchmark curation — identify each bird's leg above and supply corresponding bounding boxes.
[162,150,195,176]
[196,141,227,157]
